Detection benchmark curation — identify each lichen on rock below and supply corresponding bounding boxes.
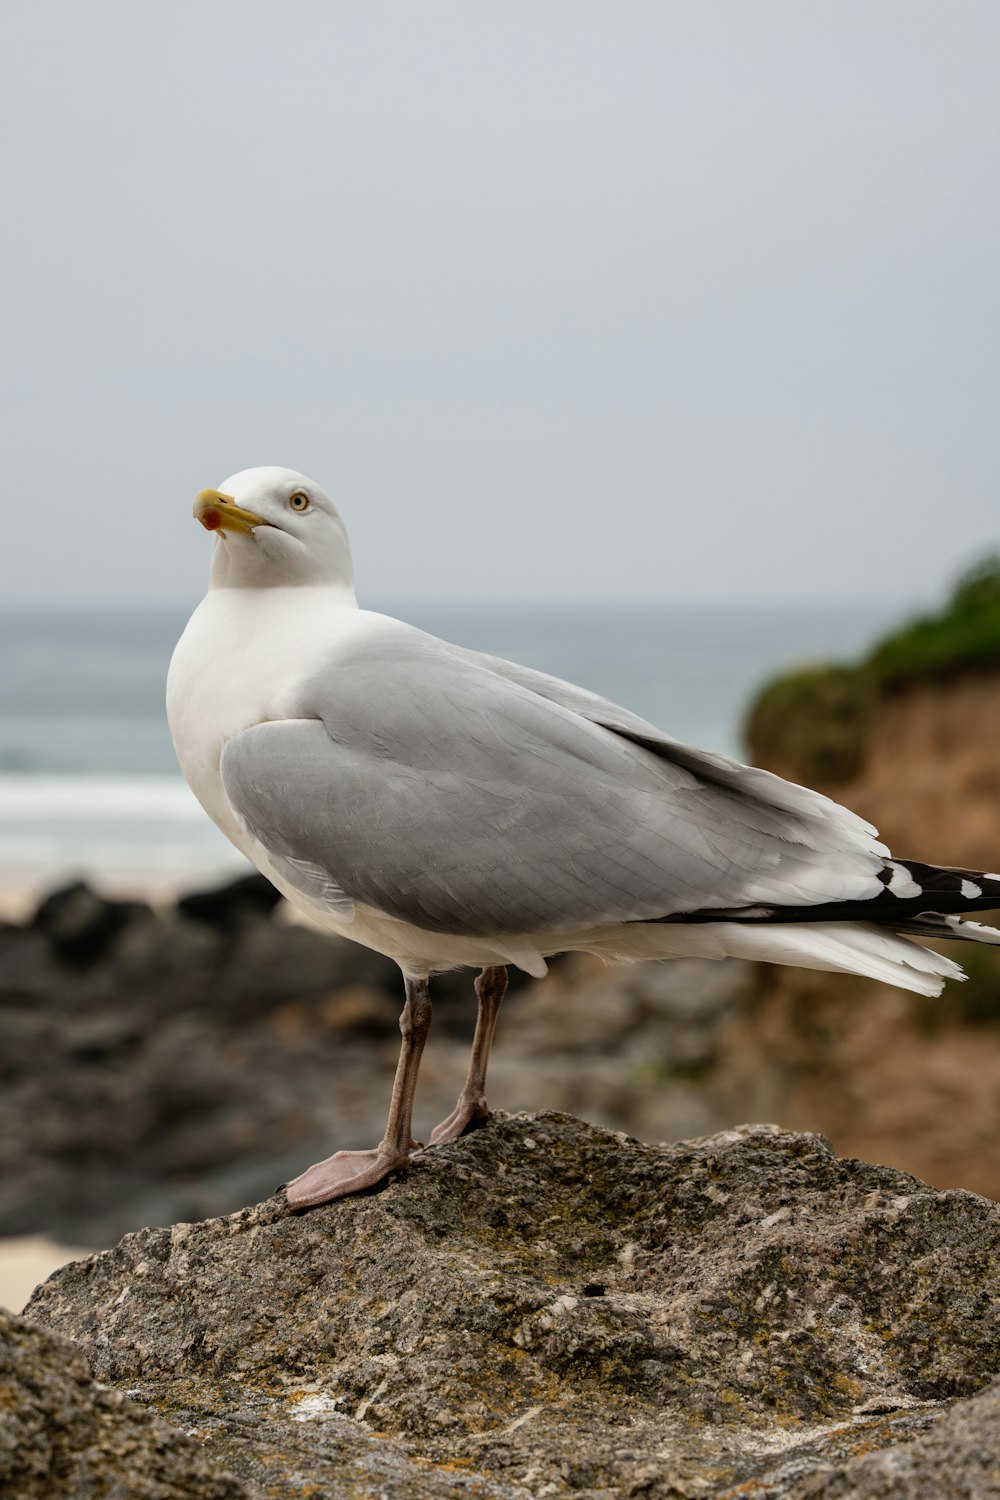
[770,1377,1000,1499]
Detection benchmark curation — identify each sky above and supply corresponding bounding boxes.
[2,1,999,610]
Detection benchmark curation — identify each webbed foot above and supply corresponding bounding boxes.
[284,1143,419,1208]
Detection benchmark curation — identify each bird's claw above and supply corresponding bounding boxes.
[428,1094,490,1146]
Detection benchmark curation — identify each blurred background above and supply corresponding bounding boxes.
[2,1,999,1304]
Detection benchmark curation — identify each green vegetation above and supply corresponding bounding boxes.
[868,553,1000,687]
[744,553,1000,786]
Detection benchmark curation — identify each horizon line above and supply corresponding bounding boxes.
[0,593,919,617]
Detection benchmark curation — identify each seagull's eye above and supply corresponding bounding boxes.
[288,491,310,512]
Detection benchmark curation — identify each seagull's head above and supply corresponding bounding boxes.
[194,466,355,593]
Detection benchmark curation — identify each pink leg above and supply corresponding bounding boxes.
[429,965,508,1146]
[285,975,432,1208]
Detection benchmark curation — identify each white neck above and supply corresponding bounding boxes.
[208,571,360,607]
[206,526,356,596]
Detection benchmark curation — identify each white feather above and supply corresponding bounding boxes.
[576,920,964,998]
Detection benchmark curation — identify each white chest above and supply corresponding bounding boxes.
[166,587,360,849]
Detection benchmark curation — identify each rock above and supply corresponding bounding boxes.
[29,881,149,967]
[781,1376,1000,1498]
[176,872,284,928]
[491,954,746,1144]
[24,1112,1000,1497]
[0,1311,526,1500]
[0,1306,248,1499]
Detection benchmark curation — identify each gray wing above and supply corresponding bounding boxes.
[220,620,886,938]
[472,650,885,852]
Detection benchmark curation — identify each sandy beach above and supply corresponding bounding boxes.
[0,871,330,935]
[0,874,200,925]
[0,1236,92,1314]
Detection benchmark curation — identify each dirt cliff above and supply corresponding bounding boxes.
[737,558,1000,1198]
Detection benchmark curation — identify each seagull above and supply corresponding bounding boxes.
[168,466,1000,1208]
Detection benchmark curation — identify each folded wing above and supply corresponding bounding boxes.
[220,620,890,937]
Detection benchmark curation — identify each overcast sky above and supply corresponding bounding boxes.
[3,1,998,610]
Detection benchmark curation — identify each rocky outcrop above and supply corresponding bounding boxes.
[23,1112,1000,1498]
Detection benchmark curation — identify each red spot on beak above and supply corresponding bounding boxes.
[200,507,222,532]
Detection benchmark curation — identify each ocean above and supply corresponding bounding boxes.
[0,601,898,889]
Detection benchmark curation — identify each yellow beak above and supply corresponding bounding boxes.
[193,489,266,535]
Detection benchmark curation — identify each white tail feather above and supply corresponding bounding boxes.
[578,919,965,997]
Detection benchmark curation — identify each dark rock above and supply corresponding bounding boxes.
[484,954,749,1148]
[176,872,283,928]
[0,1307,248,1499]
[25,1113,1000,1497]
[29,881,148,967]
